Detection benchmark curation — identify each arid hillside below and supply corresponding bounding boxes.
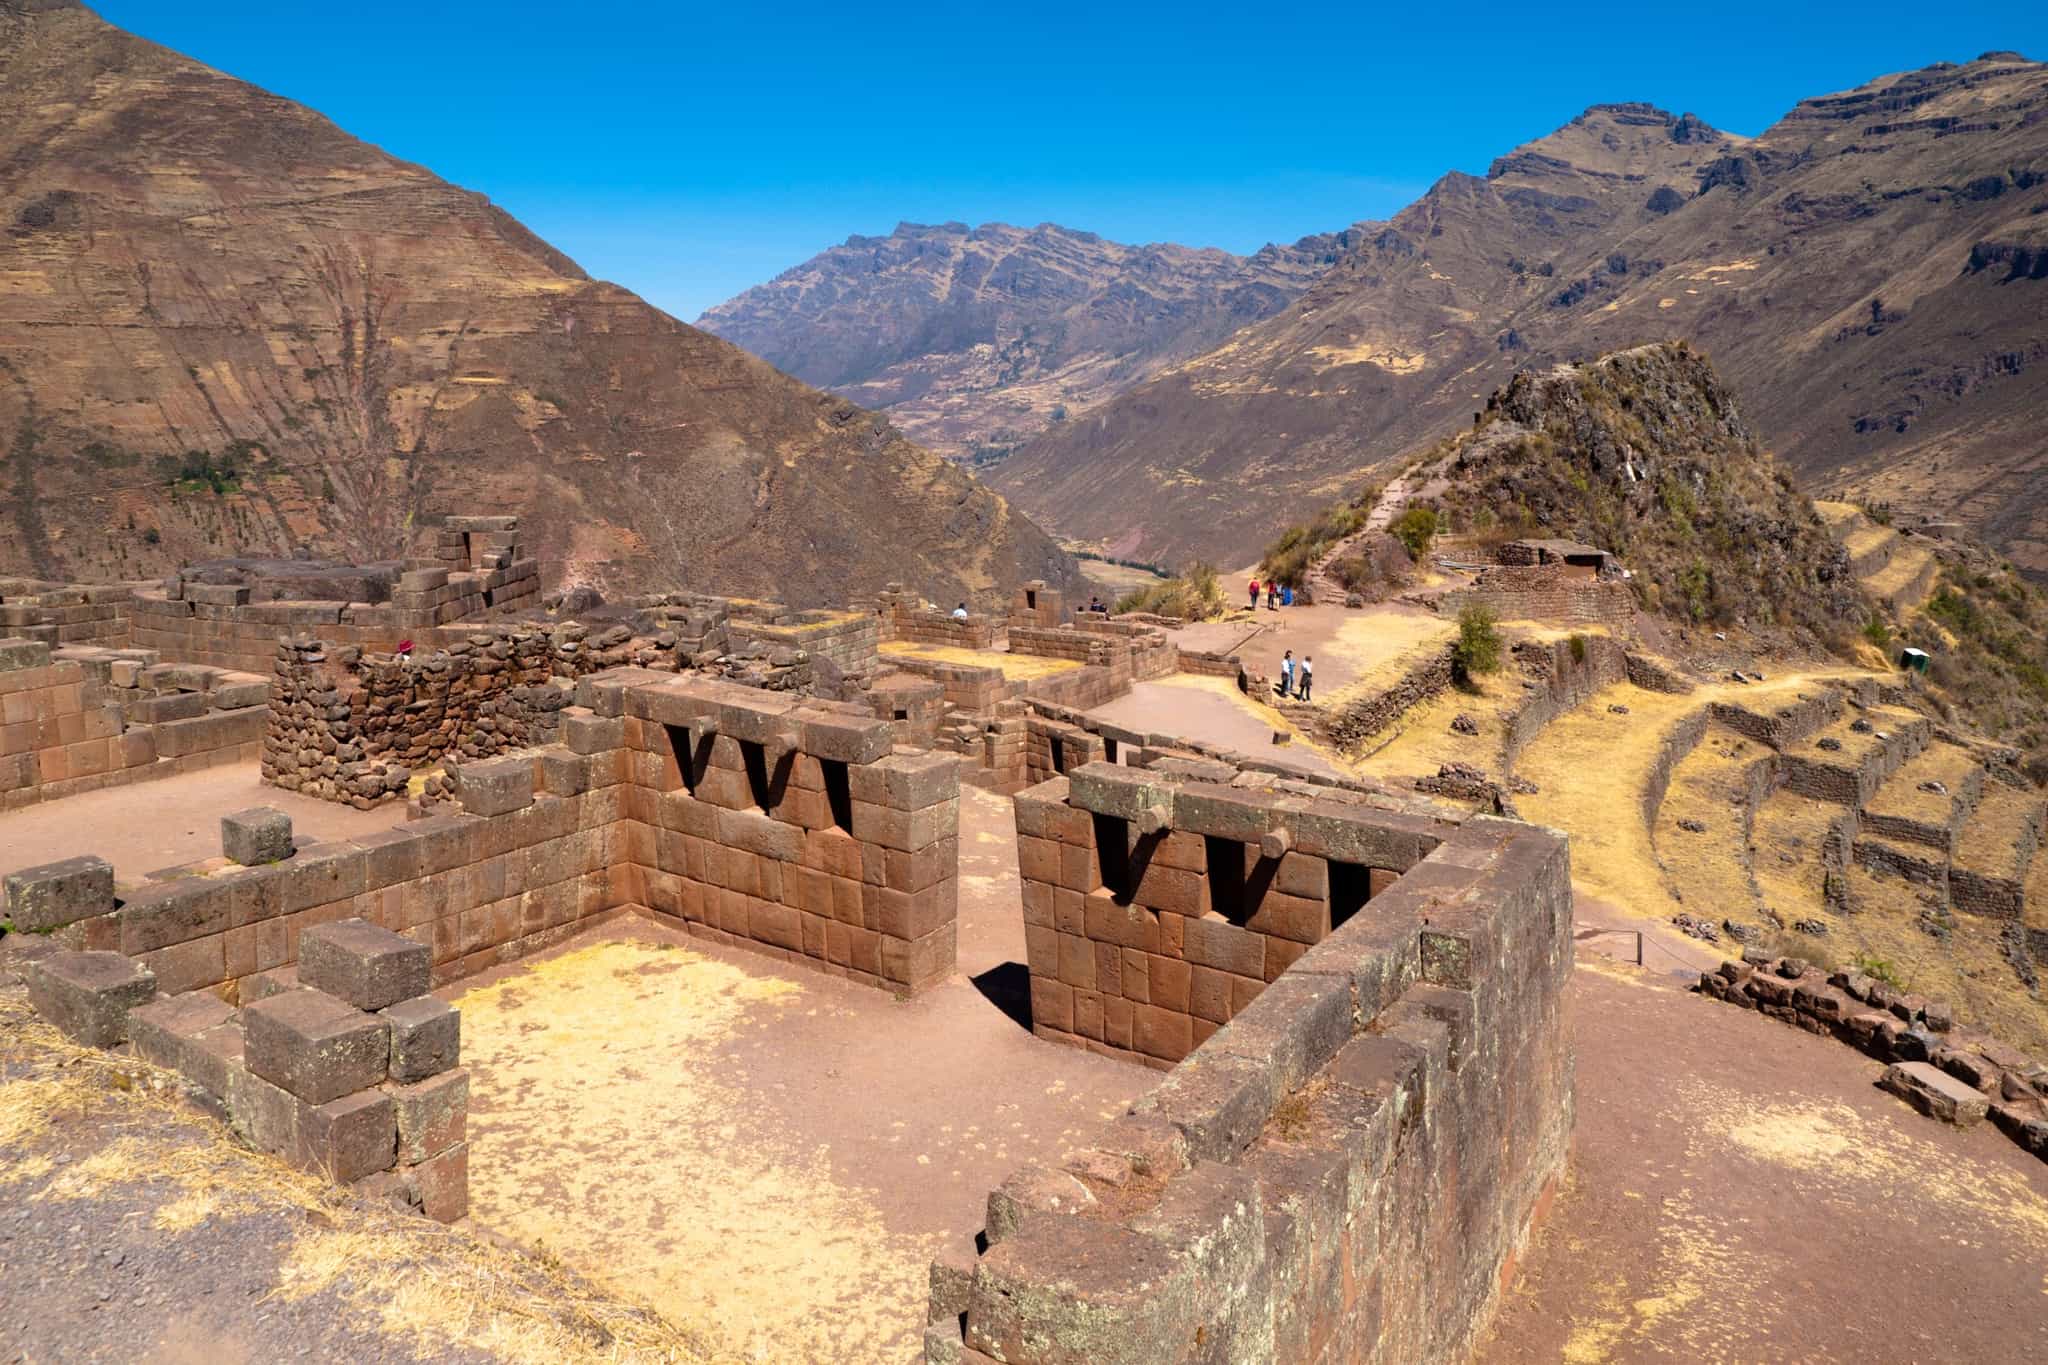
[0,0,1080,606]
[698,220,1354,462]
[991,56,2048,572]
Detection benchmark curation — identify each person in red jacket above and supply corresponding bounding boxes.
[1247,576,1260,611]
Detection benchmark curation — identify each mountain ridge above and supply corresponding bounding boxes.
[0,0,1080,606]
[988,54,2048,572]
[697,217,1359,462]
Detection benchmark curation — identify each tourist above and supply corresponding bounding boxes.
[951,601,969,621]
[1298,655,1314,702]
[1247,576,1260,611]
[1278,650,1294,698]
[1281,583,1294,608]
[1266,580,1278,611]
[1087,595,1104,614]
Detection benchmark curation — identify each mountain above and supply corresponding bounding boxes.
[988,57,2048,573]
[697,221,1354,462]
[0,0,1079,606]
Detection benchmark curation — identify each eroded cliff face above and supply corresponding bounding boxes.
[0,1,1080,606]
[990,59,2048,573]
[698,220,1355,462]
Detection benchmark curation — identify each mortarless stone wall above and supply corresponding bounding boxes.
[930,773,1575,1364]
[0,639,268,810]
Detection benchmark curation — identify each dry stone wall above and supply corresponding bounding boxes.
[261,625,685,807]
[0,580,138,648]
[930,796,1574,1364]
[0,639,266,810]
[1014,761,1449,1069]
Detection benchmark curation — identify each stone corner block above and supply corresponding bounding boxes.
[243,988,389,1104]
[24,950,157,1048]
[221,807,294,866]
[299,918,431,1011]
[3,856,117,933]
[1880,1060,1990,1128]
[448,756,536,818]
[380,995,460,1082]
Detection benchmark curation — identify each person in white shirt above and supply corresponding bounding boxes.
[1297,656,1314,702]
[1278,650,1294,698]
[951,602,969,621]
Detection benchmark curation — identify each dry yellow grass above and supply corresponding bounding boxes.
[1348,670,1519,778]
[1315,613,1457,709]
[0,991,708,1364]
[1650,725,1768,922]
[880,640,1080,680]
[455,936,939,1362]
[1864,739,1980,828]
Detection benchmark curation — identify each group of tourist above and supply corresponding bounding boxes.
[1277,649,1313,702]
[1247,577,1294,611]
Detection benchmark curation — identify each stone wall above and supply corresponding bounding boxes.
[1433,571,1636,629]
[1014,761,1453,1069]
[1697,954,2047,1165]
[1322,650,1457,752]
[595,671,960,994]
[1499,636,1629,774]
[262,625,683,807]
[1779,713,1931,806]
[930,794,1575,1364]
[0,580,138,648]
[0,639,267,810]
[876,586,1001,650]
[1709,691,1842,750]
[1009,579,1066,629]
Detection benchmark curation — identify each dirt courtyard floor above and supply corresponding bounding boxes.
[451,787,1151,1363]
[1087,674,1345,777]
[1480,956,2048,1362]
[0,762,408,883]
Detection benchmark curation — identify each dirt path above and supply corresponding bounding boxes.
[1087,675,1346,777]
[1480,959,2048,1361]
[0,763,406,884]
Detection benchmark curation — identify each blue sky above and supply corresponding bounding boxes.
[93,2,2044,321]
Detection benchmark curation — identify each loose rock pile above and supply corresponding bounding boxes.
[1697,953,2048,1161]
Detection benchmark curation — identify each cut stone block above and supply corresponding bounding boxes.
[381,996,460,1082]
[221,807,294,866]
[413,1140,470,1222]
[24,951,156,1048]
[225,1059,300,1156]
[298,1090,398,1183]
[448,756,535,818]
[1879,1060,1990,1128]
[129,992,238,1094]
[299,918,431,1011]
[390,1067,468,1163]
[3,856,116,933]
[243,989,390,1104]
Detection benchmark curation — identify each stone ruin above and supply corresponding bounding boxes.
[7,647,1576,1357]
[3,520,1596,1358]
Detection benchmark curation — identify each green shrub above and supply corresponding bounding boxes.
[1115,561,1225,622]
[1568,634,1587,664]
[1390,506,1438,562]
[1862,615,1892,647]
[1453,604,1502,682]
[1852,953,1904,990]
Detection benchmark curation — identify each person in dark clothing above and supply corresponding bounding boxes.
[1277,650,1294,698]
[1297,656,1313,703]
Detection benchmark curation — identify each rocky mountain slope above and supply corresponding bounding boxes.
[698,221,1354,462]
[991,56,2048,572]
[0,0,1079,606]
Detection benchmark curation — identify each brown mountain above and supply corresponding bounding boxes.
[988,57,2048,573]
[697,220,1355,463]
[0,0,1079,606]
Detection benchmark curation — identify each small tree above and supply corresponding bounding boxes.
[1390,506,1438,562]
[1453,604,1502,682]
